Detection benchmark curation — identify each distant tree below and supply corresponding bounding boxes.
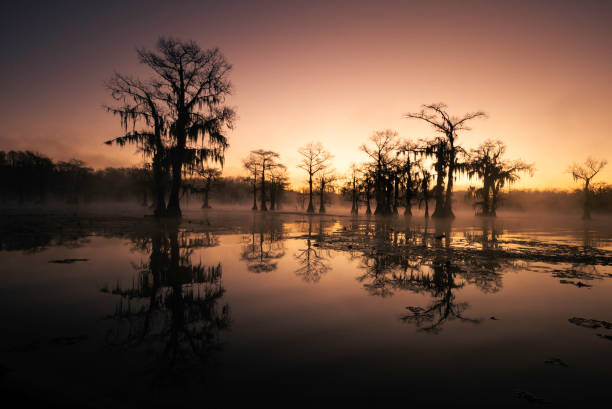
[359,164,376,215]
[137,37,235,217]
[396,140,422,216]
[196,167,222,208]
[1,151,54,205]
[568,157,608,219]
[405,103,486,218]
[55,159,93,204]
[468,140,533,216]
[250,149,281,211]
[347,163,361,215]
[297,142,332,213]
[421,137,448,217]
[360,130,398,215]
[316,168,337,214]
[242,154,259,210]
[418,167,433,218]
[269,164,288,210]
[296,186,309,210]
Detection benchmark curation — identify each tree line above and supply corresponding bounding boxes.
[2,35,601,219]
[0,150,150,205]
[242,104,536,218]
[241,103,606,220]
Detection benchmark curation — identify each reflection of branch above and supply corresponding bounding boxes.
[240,230,285,273]
[101,228,230,384]
[294,241,330,283]
[401,300,481,334]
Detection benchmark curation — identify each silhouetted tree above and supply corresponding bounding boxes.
[242,154,259,210]
[316,168,337,214]
[193,167,222,208]
[297,142,332,213]
[250,149,280,211]
[137,37,235,217]
[359,164,376,215]
[418,167,433,218]
[569,157,608,219]
[468,140,533,216]
[396,141,422,216]
[405,104,486,218]
[346,163,361,215]
[269,164,288,210]
[360,130,398,215]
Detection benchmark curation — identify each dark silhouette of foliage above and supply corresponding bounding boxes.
[316,168,337,214]
[184,166,222,208]
[467,140,533,216]
[250,150,281,211]
[360,130,399,215]
[242,153,260,210]
[104,73,169,216]
[112,37,236,218]
[568,157,608,220]
[405,103,486,218]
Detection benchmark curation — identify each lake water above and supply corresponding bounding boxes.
[1,210,611,407]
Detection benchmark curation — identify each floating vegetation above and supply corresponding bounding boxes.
[48,258,89,264]
[568,317,612,330]
[515,390,550,405]
[544,357,568,367]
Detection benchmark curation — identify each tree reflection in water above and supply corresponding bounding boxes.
[240,215,285,273]
[400,255,481,334]
[102,223,230,384]
[294,218,331,283]
[336,218,512,332]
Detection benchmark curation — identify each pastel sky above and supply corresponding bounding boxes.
[2,0,611,189]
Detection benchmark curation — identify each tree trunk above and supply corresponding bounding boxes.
[152,156,166,217]
[252,169,258,210]
[583,182,591,220]
[393,176,399,216]
[202,188,210,208]
[260,164,267,211]
[374,167,384,215]
[307,174,314,213]
[443,156,455,218]
[270,184,276,210]
[319,180,326,213]
[432,169,445,218]
[385,176,393,215]
[351,177,358,215]
[166,146,184,218]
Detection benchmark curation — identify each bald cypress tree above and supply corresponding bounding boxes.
[405,104,486,218]
[568,158,608,220]
[136,37,235,217]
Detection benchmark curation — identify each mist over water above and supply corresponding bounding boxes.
[1,209,611,407]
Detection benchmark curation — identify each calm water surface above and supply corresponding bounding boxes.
[1,210,611,407]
